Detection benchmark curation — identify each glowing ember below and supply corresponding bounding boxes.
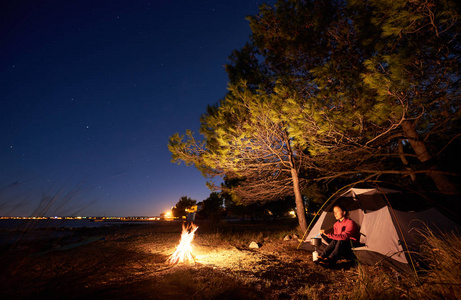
[168,222,198,264]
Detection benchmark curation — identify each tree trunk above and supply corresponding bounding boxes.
[291,167,308,232]
[285,131,308,233]
[401,120,459,194]
[398,140,416,182]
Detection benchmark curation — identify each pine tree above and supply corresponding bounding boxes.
[244,0,460,193]
[168,0,460,232]
[170,82,316,231]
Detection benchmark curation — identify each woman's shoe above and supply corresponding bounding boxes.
[318,257,333,268]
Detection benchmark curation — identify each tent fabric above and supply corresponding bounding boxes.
[353,250,409,272]
[393,208,460,242]
[340,187,401,197]
[358,206,406,263]
[300,187,460,271]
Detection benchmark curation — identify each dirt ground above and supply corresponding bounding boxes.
[0,220,409,299]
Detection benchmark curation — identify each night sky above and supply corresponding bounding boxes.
[1,0,273,217]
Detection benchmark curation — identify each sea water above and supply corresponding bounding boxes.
[0,219,160,246]
[0,219,108,230]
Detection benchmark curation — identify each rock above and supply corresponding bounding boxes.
[249,241,259,248]
[292,234,299,239]
[283,235,292,241]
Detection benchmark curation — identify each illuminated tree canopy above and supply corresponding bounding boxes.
[245,0,460,192]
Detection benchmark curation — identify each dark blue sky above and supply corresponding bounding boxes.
[0,0,273,217]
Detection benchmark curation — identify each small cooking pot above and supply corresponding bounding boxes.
[310,237,322,247]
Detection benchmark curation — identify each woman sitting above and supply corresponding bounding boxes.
[318,204,359,267]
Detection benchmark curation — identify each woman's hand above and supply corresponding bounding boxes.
[321,228,332,235]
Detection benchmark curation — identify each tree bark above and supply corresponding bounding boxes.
[285,131,308,232]
[401,120,459,194]
[291,167,308,232]
[398,140,416,182]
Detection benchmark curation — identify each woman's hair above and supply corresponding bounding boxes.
[333,204,348,216]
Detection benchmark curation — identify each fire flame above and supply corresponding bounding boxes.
[168,222,198,264]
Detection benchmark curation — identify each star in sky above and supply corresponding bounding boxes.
[0,0,275,217]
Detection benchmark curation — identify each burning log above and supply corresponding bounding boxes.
[168,222,198,264]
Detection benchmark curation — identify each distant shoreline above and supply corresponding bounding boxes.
[0,218,175,230]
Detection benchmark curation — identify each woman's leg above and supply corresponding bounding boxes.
[328,240,352,263]
[320,240,338,259]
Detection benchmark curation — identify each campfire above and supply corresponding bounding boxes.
[168,222,198,264]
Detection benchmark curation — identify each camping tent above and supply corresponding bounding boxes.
[299,187,460,272]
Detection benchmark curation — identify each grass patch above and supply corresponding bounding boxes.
[413,228,461,299]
